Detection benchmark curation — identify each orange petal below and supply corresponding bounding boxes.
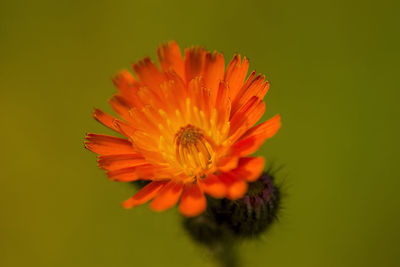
[179,184,207,217]
[235,157,265,182]
[242,114,281,140]
[203,51,225,93]
[97,154,146,171]
[113,120,135,137]
[135,86,165,110]
[92,108,119,132]
[122,181,168,209]
[229,70,255,115]
[231,73,269,115]
[159,72,187,114]
[113,69,135,89]
[218,156,239,172]
[215,81,231,126]
[129,106,161,136]
[229,96,258,132]
[231,114,281,157]
[106,164,152,182]
[150,181,184,212]
[218,172,248,200]
[85,134,135,155]
[229,96,265,143]
[133,57,166,92]
[131,129,161,154]
[199,174,226,198]
[229,137,256,157]
[225,54,249,102]
[109,95,132,122]
[187,76,212,116]
[184,46,206,83]
[157,41,185,79]
[112,70,139,100]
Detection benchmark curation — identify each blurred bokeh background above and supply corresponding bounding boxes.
[1,0,399,266]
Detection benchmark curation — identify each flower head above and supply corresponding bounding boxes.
[85,41,281,217]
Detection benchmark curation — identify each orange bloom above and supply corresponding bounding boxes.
[85,41,281,217]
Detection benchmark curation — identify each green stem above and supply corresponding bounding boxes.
[213,241,240,267]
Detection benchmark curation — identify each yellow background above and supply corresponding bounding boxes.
[1,0,399,266]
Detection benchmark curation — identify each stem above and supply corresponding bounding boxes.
[213,241,240,267]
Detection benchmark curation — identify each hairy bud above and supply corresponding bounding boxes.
[183,172,281,242]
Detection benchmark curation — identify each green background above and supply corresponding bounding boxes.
[1,0,399,266]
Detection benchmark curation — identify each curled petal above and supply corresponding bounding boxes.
[150,181,184,212]
[229,96,265,143]
[112,70,139,100]
[98,154,145,171]
[122,181,168,209]
[179,184,207,217]
[234,157,265,182]
[157,41,185,79]
[133,57,166,91]
[231,114,281,157]
[106,164,152,182]
[184,46,206,83]
[217,156,239,172]
[218,172,248,200]
[113,120,135,137]
[231,73,269,115]
[92,108,119,133]
[203,51,225,93]
[215,81,231,126]
[85,134,135,155]
[225,54,249,102]
[199,174,226,198]
[109,95,132,122]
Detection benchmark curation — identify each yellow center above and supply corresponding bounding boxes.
[174,124,214,177]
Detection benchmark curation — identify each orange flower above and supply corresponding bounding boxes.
[85,41,281,217]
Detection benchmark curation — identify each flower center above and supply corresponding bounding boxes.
[175,124,214,175]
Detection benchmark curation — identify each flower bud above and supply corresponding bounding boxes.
[182,205,233,245]
[222,172,280,237]
[183,172,281,242]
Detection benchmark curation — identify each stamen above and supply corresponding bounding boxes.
[175,125,214,174]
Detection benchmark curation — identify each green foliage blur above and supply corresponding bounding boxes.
[1,0,399,266]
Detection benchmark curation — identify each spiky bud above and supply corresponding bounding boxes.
[183,172,281,242]
[220,173,280,237]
